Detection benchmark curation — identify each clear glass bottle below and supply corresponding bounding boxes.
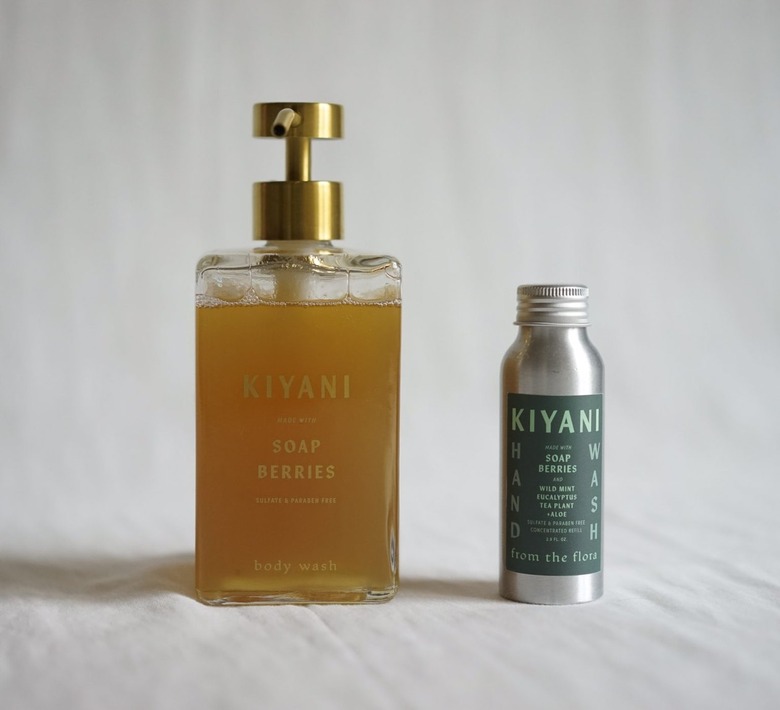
[500,285,603,604]
[195,103,401,605]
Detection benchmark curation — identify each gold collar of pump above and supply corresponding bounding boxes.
[252,102,343,241]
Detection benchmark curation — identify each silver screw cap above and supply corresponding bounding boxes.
[516,284,589,326]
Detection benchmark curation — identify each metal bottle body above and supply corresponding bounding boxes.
[500,323,604,604]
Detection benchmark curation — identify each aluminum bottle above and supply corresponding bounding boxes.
[500,285,604,604]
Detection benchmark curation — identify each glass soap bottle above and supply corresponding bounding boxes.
[195,103,401,605]
[500,285,604,604]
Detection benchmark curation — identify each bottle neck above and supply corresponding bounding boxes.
[253,240,339,252]
[518,323,588,336]
[517,324,591,347]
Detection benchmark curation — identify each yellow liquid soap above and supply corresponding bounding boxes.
[196,300,400,604]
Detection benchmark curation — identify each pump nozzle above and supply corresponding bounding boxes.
[271,108,301,137]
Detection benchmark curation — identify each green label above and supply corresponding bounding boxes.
[505,393,603,576]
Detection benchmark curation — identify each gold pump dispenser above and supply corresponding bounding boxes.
[252,102,343,241]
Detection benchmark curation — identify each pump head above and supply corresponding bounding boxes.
[252,102,344,241]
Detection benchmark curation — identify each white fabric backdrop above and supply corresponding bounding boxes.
[1,1,779,708]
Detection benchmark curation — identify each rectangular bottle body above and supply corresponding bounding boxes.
[195,243,401,604]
